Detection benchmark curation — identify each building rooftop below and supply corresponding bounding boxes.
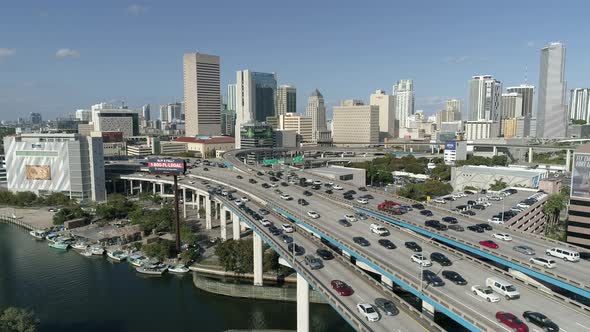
[459,165,546,177]
[174,136,235,144]
[309,166,364,176]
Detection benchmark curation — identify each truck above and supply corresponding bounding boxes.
[378,201,404,215]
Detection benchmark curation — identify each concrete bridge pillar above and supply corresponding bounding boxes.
[152,182,156,194]
[182,188,187,219]
[566,149,572,172]
[422,301,435,321]
[139,181,143,193]
[220,207,227,240]
[297,273,310,332]
[528,147,533,163]
[205,196,212,229]
[192,191,196,210]
[492,146,498,156]
[253,232,263,286]
[403,144,407,152]
[160,183,164,196]
[232,213,240,240]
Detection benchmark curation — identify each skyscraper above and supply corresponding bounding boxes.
[276,85,296,116]
[393,80,414,129]
[29,112,42,125]
[183,53,221,137]
[536,42,567,138]
[226,84,237,112]
[332,100,379,147]
[468,75,502,122]
[306,89,327,142]
[506,85,534,118]
[142,104,151,121]
[369,89,396,139]
[569,88,590,123]
[500,93,524,118]
[444,99,462,120]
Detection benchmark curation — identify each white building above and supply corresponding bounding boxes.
[569,88,590,123]
[332,100,379,147]
[370,89,396,139]
[443,140,467,165]
[226,84,237,112]
[451,165,547,190]
[393,80,414,129]
[445,99,462,119]
[75,109,91,122]
[468,75,502,126]
[465,120,497,140]
[306,89,327,143]
[183,53,221,137]
[279,113,313,143]
[536,42,567,138]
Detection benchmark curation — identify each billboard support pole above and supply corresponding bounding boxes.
[173,174,181,253]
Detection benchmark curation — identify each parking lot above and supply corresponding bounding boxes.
[428,190,534,222]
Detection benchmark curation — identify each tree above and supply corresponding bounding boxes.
[52,206,90,225]
[398,180,453,201]
[0,307,39,332]
[215,239,254,274]
[44,193,73,206]
[543,193,567,225]
[263,250,280,273]
[95,194,136,220]
[490,155,508,166]
[489,179,508,191]
[431,164,451,181]
[572,119,587,125]
[143,240,176,260]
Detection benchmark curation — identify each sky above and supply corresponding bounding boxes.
[1,0,589,121]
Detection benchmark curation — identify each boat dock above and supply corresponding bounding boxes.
[0,214,35,231]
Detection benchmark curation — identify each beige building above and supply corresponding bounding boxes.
[183,53,221,137]
[370,90,396,139]
[276,85,296,116]
[502,118,517,138]
[279,113,313,143]
[332,100,379,146]
[175,136,235,158]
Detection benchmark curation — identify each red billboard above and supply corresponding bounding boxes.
[101,131,124,143]
[147,158,186,174]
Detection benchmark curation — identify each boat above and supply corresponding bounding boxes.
[89,245,105,255]
[45,232,58,242]
[79,249,93,257]
[106,250,128,262]
[136,263,168,275]
[29,230,46,240]
[72,241,89,250]
[48,241,69,250]
[128,254,147,267]
[168,264,190,274]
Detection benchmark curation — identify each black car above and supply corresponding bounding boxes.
[430,252,452,266]
[281,182,289,187]
[269,176,279,182]
[448,224,464,232]
[472,204,485,210]
[268,226,281,235]
[441,216,458,224]
[287,243,305,255]
[337,219,352,227]
[259,208,269,215]
[325,189,333,194]
[344,190,356,195]
[358,187,367,191]
[467,225,484,233]
[361,194,374,199]
[475,223,492,231]
[353,237,370,247]
[425,219,447,231]
[249,178,257,184]
[420,210,433,217]
[580,252,590,261]
[297,198,309,206]
[378,239,396,249]
[257,171,264,176]
[404,241,422,252]
[522,311,559,332]
[203,167,209,171]
[422,270,445,287]
[461,210,476,216]
[311,184,321,190]
[281,235,293,243]
[411,203,425,210]
[441,270,467,285]
[261,183,270,189]
[303,190,313,196]
[467,200,477,206]
[316,249,334,260]
[236,175,243,179]
[343,194,354,200]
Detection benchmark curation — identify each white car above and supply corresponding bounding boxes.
[260,219,272,227]
[270,183,278,188]
[328,182,334,186]
[241,197,249,202]
[357,303,380,322]
[234,198,243,206]
[482,202,491,207]
[282,224,294,233]
[529,257,556,269]
[189,181,195,184]
[411,253,432,267]
[307,211,320,219]
[280,194,292,201]
[344,214,357,222]
[452,194,462,199]
[492,233,512,241]
[333,184,343,190]
[471,285,500,303]
[433,199,446,204]
[313,180,322,186]
[356,198,369,204]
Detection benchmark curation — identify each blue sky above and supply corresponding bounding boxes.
[1,0,589,121]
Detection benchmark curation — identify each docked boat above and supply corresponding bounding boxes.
[79,249,93,257]
[136,263,168,275]
[29,230,46,240]
[168,264,190,274]
[48,241,69,250]
[89,245,105,255]
[128,254,147,267]
[72,241,89,250]
[45,232,58,242]
[106,250,128,262]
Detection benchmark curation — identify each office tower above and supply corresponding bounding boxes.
[166,102,182,122]
[227,84,237,112]
[239,122,275,162]
[468,75,502,124]
[91,108,139,137]
[370,89,396,139]
[142,104,151,121]
[183,53,221,137]
[501,93,524,118]
[159,105,168,122]
[506,85,534,118]
[279,113,313,143]
[235,70,277,148]
[306,89,327,142]
[221,108,236,137]
[332,100,379,147]
[75,109,91,122]
[29,112,42,125]
[536,42,567,138]
[393,79,414,129]
[276,85,296,116]
[569,88,590,123]
[445,99,462,120]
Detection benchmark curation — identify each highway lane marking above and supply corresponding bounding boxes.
[464,291,483,302]
[577,322,590,330]
[443,293,511,332]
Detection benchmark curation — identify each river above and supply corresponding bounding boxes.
[0,223,352,332]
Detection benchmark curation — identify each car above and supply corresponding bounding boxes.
[430,252,452,266]
[441,216,458,224]
[471,285,500,302]
[280,194,293,200]
[331,280,353,296]
[268,226,281,235]
[467,200,477,206]
[282,224,294,233]
[241,197,250,202]
[261,183,270,189]
[400,205,413,212]
[357,303,380,322]
[495,312,529,332]
[249,178,258,184]
[529,257,556,269]
[281,235,293,244]
[297,198,309,206]
[448,224,465,231]
[344,190,356,195]
[355,212,368,220]
[405,241,422,252]
[476,223,493,231]
[303,190,313,196]
[472,204,485,210]
[356,198,369,204]
[420,210,433,216]
[344,214,357,222]
[236,175,243,179]
[280,182,289,187]
[513,245,535,255]
[203,167,209,171]
[412,203,425,210]
[411,253,432,267]
[260,219,272,227]
[370,223,389,236]
[325,189,333,194]
[374,298,399,316]
[425,219,447,231]
[307,211,320,219]
[269,183,278,188]
[188,181,195,184]
[492,233,512,241]
[287,243,304,255]
[360,194,374,199]
[312,180,322,186]
[441,270,467,285]
[338,219,352,227]
[333,184,343,190]
[311,184,321,190]
[274,189,283,195]
[353,237,370,246]
[522,311,559,332]
[467,225,484,233]
[316,249,334,260]
[343,194,354,200]
[358,187,367,191]
[422,270,445,286]
[461,210,476,216]
[304,255,323,270]
[259,208,269,215]
[479,240,499,249]
[433,199,446,204]
[378,239,396,249]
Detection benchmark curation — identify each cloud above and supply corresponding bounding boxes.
[127,4,148,15]
[55,48,80,58]
[0,48,16,59]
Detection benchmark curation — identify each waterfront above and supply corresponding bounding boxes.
[0,223,352,332]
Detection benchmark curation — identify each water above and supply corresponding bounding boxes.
[0,223,352,332]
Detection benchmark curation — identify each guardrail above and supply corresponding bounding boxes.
[0,214,34,231]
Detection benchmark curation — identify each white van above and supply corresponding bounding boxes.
[370,223,389,236]
[485,277,520,300]
[545,248,580,262]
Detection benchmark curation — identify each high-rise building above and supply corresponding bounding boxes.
[393,80,414,129]
[91,109,139,137]
[332,100,379,147]
[569,88,590,123]
[75,109,91,123]
[279,113,313,143]
[220,108,236,137]
[370,89,396,139]
[501,93,524,118]
[226,84,237,112]
[235,70,277,148]
[445,99,462,120]
[536,42,567,138]
[306,89,327,142]
[276,85,296,116]
[142,104,151,121]
[506,85,534,118]
[239,122,275,162]
[183,53,221,137]
[29,113,42,125]
[468,75,502,123]
[166,103,183,122]
[159,105,168,122]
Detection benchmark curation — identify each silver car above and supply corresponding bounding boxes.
[304,255,323,270]
[374,298,399,316]
[513,245,535,255]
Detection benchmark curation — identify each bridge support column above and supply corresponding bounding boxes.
[422,300,435,321]
[130,180,133,195]
[182,188,187,219]
[160,183,164,196]
[566,149,572,172]
[205,197,212,229]
[220,207,227,240]
[139,181,143,193]
[232,213,240,240]
[253,232,263,286]
[152,182,156,194]
[297,273,310,332]
[192,191,196,209]
[403,144,407,152]
[528,147,533,163]
[492,146,498,156]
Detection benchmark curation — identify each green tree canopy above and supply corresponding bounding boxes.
[0,307,39,332]
[398,180,453,201]
[95,194,136,220]
[214,239,254,274]
[489,179,508,191]
[143,240,176,260]
[52,206,90,225]
[431,164,451,181]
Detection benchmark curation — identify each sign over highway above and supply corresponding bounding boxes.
[147,158,186,174]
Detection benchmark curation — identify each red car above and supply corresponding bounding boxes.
[331,280,353,296]
[495,311,529,332]
[479,240,499,249]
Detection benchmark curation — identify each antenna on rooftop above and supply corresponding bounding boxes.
[524,64,528,84]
